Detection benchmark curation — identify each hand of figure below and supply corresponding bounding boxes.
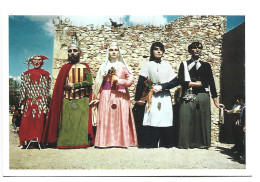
[243,126,246,133]
[92,120,97,127]
[65,82,73,90]
[153,85,162,93]
[89,99,99,106]
[213,98,220,108]
[113,75,119,82]
[136,100,145,105]
[21,105,24,114]
[196,81,202,87]
[219,104,225,109]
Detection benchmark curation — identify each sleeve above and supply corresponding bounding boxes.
[161,77,180,90]
[226,109,233,114]
[117,69,134,87]
[178,62,189,88]
[206,63,217,98]
[42,74,51,111]
[19,73,26,105]
[134,75,146,101]
[139,62,149,78]
[73,69,93,89]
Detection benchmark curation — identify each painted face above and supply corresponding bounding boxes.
[190,47,202,58]
[153,46,163,60]
[109,45,119,60]
[32,56,43,69]
[68,46,80,63]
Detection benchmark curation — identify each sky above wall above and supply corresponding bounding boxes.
[9,15,245,82]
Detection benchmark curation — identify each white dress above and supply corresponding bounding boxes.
[139,60,177,127]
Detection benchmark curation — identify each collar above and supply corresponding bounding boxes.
[152,59,161,64]
[190,58,200,63]
[109,59,118,63]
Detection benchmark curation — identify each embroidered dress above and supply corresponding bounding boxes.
[19,68,51,143]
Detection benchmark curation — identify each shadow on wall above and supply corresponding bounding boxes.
[220,22,245,143]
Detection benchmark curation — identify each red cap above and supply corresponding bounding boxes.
[29,55,49,61]
[38,55,49,60]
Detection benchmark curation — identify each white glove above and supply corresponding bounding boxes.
[153,85,162,93]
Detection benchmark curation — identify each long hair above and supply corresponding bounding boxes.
[149,42,165,61]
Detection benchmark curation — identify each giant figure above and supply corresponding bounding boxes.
[43,40,94,149]
[19,55,51,148]
[91,42,138,148]
[177,41,220,149]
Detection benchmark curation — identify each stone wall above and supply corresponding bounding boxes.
[52,15,227,142]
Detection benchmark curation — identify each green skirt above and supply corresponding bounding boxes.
[57,97,90,149]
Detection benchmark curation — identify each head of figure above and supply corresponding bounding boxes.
[188,41,203,59]
[234,95,245,105]
[32,55,48,69]
[150,42,165,61]
[68,45,80,64]
[239,98,245,106]
[108,44,119,61]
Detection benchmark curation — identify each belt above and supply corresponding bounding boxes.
[103,81,125,90]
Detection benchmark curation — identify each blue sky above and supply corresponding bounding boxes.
[9,15,245,82]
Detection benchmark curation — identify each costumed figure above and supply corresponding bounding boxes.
[90,42,138,148]
[177,41,220,149]
[19,55,51,148]
[42,38,94,149]
[134,42,179,148]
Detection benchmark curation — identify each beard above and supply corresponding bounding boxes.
[68,55,80,63]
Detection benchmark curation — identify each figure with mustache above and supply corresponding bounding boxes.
[134,42,179,148]
[42,40,94,149]
[18,55,51,149]
[177,41,220,149]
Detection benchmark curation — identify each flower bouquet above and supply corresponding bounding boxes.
[140,77,155,112]
[108,66,116,86]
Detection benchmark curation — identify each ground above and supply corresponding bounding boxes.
[9,114,245,170]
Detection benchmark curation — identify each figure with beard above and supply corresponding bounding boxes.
[134,42,179,148]
[42,40,94,149]
[18,55,51,148]
[90,42,138,148]
[177,41,220,149]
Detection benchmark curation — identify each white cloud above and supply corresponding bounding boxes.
[43,19,55,36]
[24,15,167,38]
[60,15,126,27]
[34,16,126,37]
[129,16,167,26]
[9,76,21,83]
[27,16,54,22]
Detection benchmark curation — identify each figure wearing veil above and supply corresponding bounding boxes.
[91,42,138,148]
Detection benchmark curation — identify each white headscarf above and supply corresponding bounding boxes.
[100,42,132,76]
[92,42,132,99]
